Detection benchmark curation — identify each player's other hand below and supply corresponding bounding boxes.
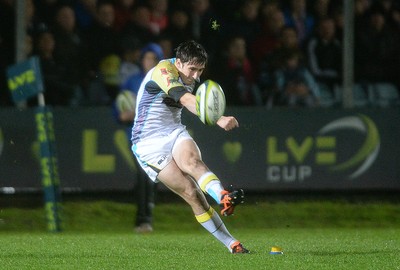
[217,116,239,131]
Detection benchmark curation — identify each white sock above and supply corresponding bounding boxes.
[197,172,224,203]
[195,207,237,250]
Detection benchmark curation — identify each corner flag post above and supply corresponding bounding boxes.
[7,57,62,232]
[35,103,62,232]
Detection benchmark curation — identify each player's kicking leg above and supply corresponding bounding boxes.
[157,159,249,253]
[172,139,245,216]
[198,172,245,216]
[220,188,245,216]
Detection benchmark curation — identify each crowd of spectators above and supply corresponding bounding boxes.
[1,0,400,108]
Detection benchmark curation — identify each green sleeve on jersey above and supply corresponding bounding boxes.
[151,61,184,94]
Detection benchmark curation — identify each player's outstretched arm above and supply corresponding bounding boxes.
[217,116,239,131]
[180,92,239,131]
[180,92,198,115]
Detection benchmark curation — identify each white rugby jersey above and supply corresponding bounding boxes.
[131,58,195,144]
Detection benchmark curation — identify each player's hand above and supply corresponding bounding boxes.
[217,116,239,131]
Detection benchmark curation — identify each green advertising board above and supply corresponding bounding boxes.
[0,107,399,192]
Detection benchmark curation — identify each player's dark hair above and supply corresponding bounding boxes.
[175,40,208,66]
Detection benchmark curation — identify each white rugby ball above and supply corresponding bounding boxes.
[195,80,226,125]
[116,90,136,113]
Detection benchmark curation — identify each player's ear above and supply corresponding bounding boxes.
[175,58,183,70]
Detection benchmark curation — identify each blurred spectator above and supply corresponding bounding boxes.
[119,36,141,86]
[73,0,98,31]
[34,30,79,106]
[258,27,300,78]
[1,0,45,107]
[25,0,43,36]
[190,0,215,39]
[117,43,164,122]
[121,4,156,45]
[306,17,342,90]
[189,0,220,58]
[311,0,332,22]
[161,8,193,49]
[259,0,281,20]
[224,0,262,48]
[355,7,400,85]
[3,0,400,109]
[371,0,400,30]
[250,8,285,75]
[156,34,174,58]
[355,0,371,33]
[148,0,169,36]
[84,1,122,104]
[52,4,86,105]
[283,0,315,48]
[273,49,320,108]
[258,26,301,106]
[113,0,136,32]
[212,35,262,106]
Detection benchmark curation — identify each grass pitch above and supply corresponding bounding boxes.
[1,200,399,269]
[1,229,399,270]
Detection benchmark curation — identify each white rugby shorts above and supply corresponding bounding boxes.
[131,126,195,182]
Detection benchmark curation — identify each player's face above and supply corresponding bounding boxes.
[176,59,205,85]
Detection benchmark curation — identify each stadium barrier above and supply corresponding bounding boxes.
[1,107,399,192]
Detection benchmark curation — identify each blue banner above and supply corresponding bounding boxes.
[6,56,44,103]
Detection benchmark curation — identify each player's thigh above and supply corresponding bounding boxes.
[172,138,209,178]
[158,160,210,214]
[157,158,195,195]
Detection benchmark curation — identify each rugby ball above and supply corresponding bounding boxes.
[195,80,226,125]
[115,90,136,113]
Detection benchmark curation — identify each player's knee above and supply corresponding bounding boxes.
[182,155,204,172]
[182,185,201,202]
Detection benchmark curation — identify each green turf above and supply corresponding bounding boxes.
[0,229,399,270]
[1,200,400,231]
[1,200,399,269]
